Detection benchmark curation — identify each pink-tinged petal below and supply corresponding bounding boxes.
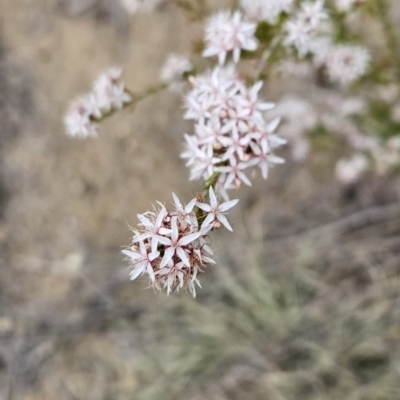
[269,155,285,164]
[177,247,190,267]
[148,251,160,262]
[238,171,252,186]
[178,231,201,246]
[137,214,152,228]
[122,249,142,260]
[185,198,197,213]
[158,227,171,236]
[257,102,275,110]
[151,237,159,254]
[260,163,269,179]
[219,198,239,212]
[209,186,218,208]
[251,81,263,95]
[201,213,215,231]
[172,193,183,211]
[132,232,152,243]
[171,217,179,242]
[130,266,144,281]
[233,48,241,64]
[218,51,227,65]
[155,235,172,246]
[160,247,175,268]
[268,118,281,133]
[196,202,212,212]
[156,207,167,227]
[217,214,233,231]
[139,240,147,255]
[146,262,155,282]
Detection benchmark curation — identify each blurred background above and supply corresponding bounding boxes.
[0,0,400,399]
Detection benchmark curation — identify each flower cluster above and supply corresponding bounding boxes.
[182,66,286,199]
[64,67,131,138]
[280,0,370,86]
[122,189,238,297]
[203,11,258,65]
[160,54,193,91]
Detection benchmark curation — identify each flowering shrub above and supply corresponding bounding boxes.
[65,0,400,295]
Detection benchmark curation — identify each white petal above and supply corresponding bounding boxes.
[201,213,215,231]
[160,247,175,268]
[196,202,212,212]
[156,207,167,227]
[122,249,142,260]
[178,231,201,246]
[146,262,155,282]
[177,247,190,267]
[185,198,197,213]
[217,214,233,231]
[171,217,179,242]
[155,235,172,246]
[219,198,239,212]
[130,266,144,281]
[209,186,218,208]
[172,193,183,211]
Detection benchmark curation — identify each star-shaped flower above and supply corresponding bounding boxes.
[196,187,239,232]
[122,241,159,282]
[156,217,201,268]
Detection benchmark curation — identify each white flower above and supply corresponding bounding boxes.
[160,54,192,91]
[93,67,131,111]
[216,156,258,188]
[122,241,159,281]
[156,217,201,268]
[133,207,170,253]
[284,0,329,57]
[267,96,317,162]
[323,45,370,86]
[196,187,239,232]
[203,10,258,65]
[120,0,162,14]
[241,0,294,23]
[64,95,99,138]
[335,154,368,185]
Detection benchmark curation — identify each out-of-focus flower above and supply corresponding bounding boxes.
[120,0,162,14]
[321,45,370,86]
[64,95,100,138]
[284,0,329,57]
[203,10,258,65]
[377,84,399,104]
[335,153,368,185]
[65,67,131,138]
[123,192,238,296]
[268,96,317,162]
[240,0,294,24]
[160,54,192,91]
[93,67,132,111]
[277,60,313,78]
